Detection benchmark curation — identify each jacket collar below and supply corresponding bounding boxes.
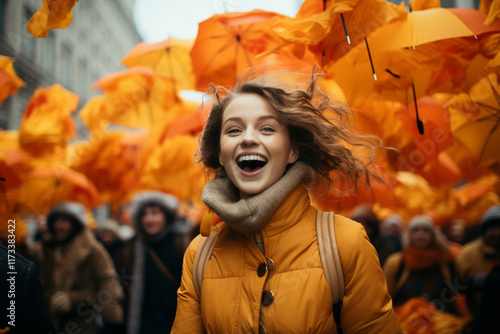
[202,162,312,236]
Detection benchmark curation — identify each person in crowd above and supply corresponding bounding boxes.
[0,244,56,333]
[29,202,124,334]
[381,213,404,253]
[350,204,399,266]
[172,70,401,333]
[383,215,461,315]
[34,214,49,242]
[455,204,500,323]
[96,219,135,334]
[473,263,500,333]
[127,191,192,334]
[445,219,467,258]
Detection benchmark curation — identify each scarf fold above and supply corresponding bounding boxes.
[202,161,312,235]
[403,247,453,271]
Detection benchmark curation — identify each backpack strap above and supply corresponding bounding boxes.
[192,231,219,299]
[316,210,345,334]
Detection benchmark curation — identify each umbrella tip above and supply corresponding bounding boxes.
[417,119,424,135]
[373,73,378,82]
[347,36,351,45]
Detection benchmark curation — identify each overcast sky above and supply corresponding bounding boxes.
[133,0,303,42]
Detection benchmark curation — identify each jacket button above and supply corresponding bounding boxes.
[266,258,275,280]
[257,263,267,277]
[261,290,274,306]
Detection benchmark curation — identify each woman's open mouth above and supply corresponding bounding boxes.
[237,154,268,173]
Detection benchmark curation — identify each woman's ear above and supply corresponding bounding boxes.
[219,153,224,166]
[288,147,299,164]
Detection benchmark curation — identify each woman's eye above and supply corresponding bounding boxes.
[261,127,275,132]
[227,128,240,134]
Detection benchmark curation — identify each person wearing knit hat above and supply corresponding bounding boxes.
[28,202,124,333]
[381,213,404,253]
[383,215,462,317]
[127,191,193,334]
[350,204,399,266]
[455,204,500,325]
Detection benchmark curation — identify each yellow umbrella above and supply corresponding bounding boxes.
[91,67,179,128]
[19,84,79,157]
[450,72,500,165]
[121,37,196,91]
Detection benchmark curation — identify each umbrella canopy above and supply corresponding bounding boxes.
[20,166,102,215]
[368,7,500,51]
[121,37,196,91]
[90,67,179,128]
[270,0,406,65]
[27,0,78,38]
[450,72,500,165]
[0,56,25,107]
[18,84,79,157]
[140,135,206,207]
[68,130,145,211]
[78,96,107,132]
[190,9,285,90]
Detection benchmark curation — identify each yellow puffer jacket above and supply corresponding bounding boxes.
[172,186,401,333]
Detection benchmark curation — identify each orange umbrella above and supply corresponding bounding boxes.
[68,130,145,211]
[121,37,196,91]
[270,0,406,66]
[450,72,500,165]
[18,84,79,157]
[27,0,78,38]
[78,96,107,132]
[190,9,285,90]
[20,166,102,215]
[140,135,205,207]
[0,56,24,107]
[368,7,500,51]
[91,67,178,128]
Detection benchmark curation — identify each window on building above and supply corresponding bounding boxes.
[41,31,56,73]
[61,43,73,88]
[21,7,36,60]
[77,59,88,92]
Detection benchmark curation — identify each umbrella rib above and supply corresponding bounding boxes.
[475,101,500,114]
[479,120,500,162]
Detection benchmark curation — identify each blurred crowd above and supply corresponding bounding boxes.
[1,194,499,334]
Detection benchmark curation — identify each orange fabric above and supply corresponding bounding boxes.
[190,9,284,90]
[19,166,102,215]
[121,37,195,90]
[403,247,453,271]
[173,186,401,333]
[19,84,78,158]
[91,67,179,128]
[27,0,77,38]
[0,56,24,107]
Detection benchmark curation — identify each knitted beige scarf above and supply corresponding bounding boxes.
[202,161,312,234]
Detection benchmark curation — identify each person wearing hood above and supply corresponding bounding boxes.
[29,202,124,334]
[127,191,192,334]
[455,204,500,324]
[383,215,461,315]
[350,204,399,266]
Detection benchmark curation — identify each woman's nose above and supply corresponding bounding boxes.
[240,129,259,147]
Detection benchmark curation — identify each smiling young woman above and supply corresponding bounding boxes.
[172,69,402,333]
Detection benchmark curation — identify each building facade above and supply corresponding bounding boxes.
[0,0,142,133]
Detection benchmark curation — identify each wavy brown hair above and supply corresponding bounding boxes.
[196,68,385,191]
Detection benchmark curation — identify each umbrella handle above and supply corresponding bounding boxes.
[412,83,424,135]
